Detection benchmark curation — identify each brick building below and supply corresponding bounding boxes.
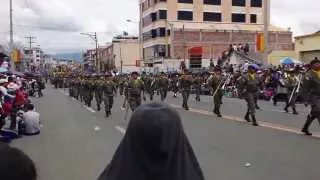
[140,0,293,71]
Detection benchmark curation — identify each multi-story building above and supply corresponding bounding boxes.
[83,49,97,72]
[140,0,293,70]
[23,47,43,72]
[100,36,140,73]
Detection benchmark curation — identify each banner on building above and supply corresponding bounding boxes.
[256,33,265,52]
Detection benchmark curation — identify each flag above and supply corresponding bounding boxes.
[256,33,265,52]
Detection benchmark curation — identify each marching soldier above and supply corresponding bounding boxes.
[180,71,193,110]
[94,75,104,111]
[126,72,146,111]
[103,73,117,117]
[193,73,202,102]
[208,67,224,117]
[239,64,262,126]
[171,74,179,98]
[144,73,156,101]
[301,59,320,136]
[158,72,169,101]
[283,68,300,115]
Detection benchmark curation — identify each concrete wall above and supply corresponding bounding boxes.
[295,33,320,62]
[113,41,140,70]
[268,50,297,65]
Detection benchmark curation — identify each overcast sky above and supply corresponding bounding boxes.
[0,0,319,54]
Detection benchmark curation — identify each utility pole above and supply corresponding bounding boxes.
[25,36,36,49]
[263,0,270,64]
[9,0,14,71]
[81,32,99,72]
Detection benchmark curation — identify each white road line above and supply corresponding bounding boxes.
[115,125,126,134]
[83,105,96,113]
[169,103,320,138]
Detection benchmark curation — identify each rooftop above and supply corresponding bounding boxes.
[295,31,320,39]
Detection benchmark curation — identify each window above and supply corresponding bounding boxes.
[232,0,246,6]
[203,12,222,22]
[151,29,157,38]
[203,0,221,5]
[232,13,246,22]
[177,11,193,20]
[178,0,193,3]
[151,12,157,22]
[159,10,167,19]
[250,14,257,23]
[251,0,262,7]
[159,27,166,37]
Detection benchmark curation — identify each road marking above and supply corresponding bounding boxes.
[83,105,96,113]
[115,125,126,134]
[169,103,320,138]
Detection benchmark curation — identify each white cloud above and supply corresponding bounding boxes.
[0,0,318,53]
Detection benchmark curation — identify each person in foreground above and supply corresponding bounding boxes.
[0,143,37,180]
[98,103,205,180]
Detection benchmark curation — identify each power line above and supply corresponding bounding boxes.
[24,36,36,49]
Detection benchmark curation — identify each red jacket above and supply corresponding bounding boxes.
[15,89,27,106]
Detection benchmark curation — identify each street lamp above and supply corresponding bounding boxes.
[80,32,99,72]
[126,19,143,67]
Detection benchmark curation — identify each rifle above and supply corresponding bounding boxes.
[212,73,231,97]
[288,74,302,104]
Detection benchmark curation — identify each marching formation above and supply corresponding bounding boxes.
[51,58,320,136]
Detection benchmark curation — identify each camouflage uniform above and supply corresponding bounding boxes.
[301,60,320,136]
[193,74,202,101]
[103,76,117,117]
[126,75,145,112]
[180,74,193,110]
[158,74,169,101]
[94,77,104,111]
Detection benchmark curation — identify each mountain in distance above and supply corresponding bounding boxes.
[53,52,83,62]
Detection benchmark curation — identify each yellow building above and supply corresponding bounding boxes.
[295,31,320,63]
[268,50,297,66]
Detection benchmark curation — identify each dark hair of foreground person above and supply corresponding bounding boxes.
[0,143,37,180]
[98,102,205,180]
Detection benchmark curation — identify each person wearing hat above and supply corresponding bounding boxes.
[193,73,202,102]
[102,73,117,117]
[179,71,193,110]
[208,66,224,117]
[301,59,320,136]
[239,64,262,126]
[94,75,105,111]
[126,72,146,111]
[158,72,169,101]
[283,68,299,115]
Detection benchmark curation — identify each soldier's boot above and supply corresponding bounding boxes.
[292,108,299,115]
[185,105,189,111]
[216,109,222,118]
[301,115,314,136]
[255,105,260,110]
[150,95,153,101]
[97,103,101,111]
[244,112,251,122]
[284,105,289,113]
[251,115,259,126]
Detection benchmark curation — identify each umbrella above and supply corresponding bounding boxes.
[280,57,295,65]
[0,67,8,73]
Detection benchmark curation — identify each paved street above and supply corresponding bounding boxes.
[13,86,320,180]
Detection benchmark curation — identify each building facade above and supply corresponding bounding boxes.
[100,36,140,73]
[295,31,320,63]
[140,0,293,71]
[23,47,44,72]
